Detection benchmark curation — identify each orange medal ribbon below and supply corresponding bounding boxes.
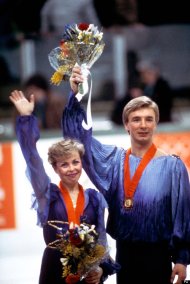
[59,181,85,225]
[124,143,157,209]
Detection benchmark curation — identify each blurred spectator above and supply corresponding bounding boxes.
[110,81,143,125]
[92,0,138,28]
[110,50,143,125]
[40,0,100,34]
[127,50,140,90]
[137,60,173,123]
[13,73,66,130]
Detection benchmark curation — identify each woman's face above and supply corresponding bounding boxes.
[54,150,82,188]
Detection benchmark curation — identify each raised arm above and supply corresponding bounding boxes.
[9,90,51,226]
[62,68,123,199]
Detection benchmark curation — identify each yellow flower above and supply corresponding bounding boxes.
[47,221,107,281]
[50,71,63,85]
[62,265,71,278]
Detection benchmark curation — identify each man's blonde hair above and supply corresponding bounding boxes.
[122,95,159,124]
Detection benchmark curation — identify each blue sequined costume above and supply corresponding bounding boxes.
[62,92,190,284]
[16,115,119,284]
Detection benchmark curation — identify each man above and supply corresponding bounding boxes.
[62,65,190,284]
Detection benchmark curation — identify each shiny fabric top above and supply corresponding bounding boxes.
[62,92,190,265]
[16,115,108,245]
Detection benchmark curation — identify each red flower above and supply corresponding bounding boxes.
[78,23,89,31]
[69,228,83,247]
[65,274,80,284]
[60,39,65,45]
[60,40,70,56]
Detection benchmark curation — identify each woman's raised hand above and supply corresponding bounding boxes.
[9,90,35,116]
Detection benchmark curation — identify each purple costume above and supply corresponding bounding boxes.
[62,92,190,284]
[16,115,119,284]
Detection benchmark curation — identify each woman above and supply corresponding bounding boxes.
[9,90,119,284]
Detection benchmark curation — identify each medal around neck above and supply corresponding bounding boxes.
[124,198,133,209]
[124,144,157,210]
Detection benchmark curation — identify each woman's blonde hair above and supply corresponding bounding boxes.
[122,95,159,125]
[48,138,85,166]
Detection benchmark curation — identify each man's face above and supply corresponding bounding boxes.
[125,107,157,145]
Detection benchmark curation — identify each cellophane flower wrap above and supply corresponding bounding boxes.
[48,23,105,86]
[47,221,108,284]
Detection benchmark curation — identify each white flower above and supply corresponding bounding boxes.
[60,258,68,266]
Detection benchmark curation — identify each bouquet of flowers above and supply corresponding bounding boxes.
[48,23,105,88]
[47,221,108,284]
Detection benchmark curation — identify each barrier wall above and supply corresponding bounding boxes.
[0,144,15,229]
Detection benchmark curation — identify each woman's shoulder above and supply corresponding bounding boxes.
[85,188,100,197]
[85,188,107,203]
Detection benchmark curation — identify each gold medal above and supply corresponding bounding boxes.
[124,198,133,209]
[124,144,157,211]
